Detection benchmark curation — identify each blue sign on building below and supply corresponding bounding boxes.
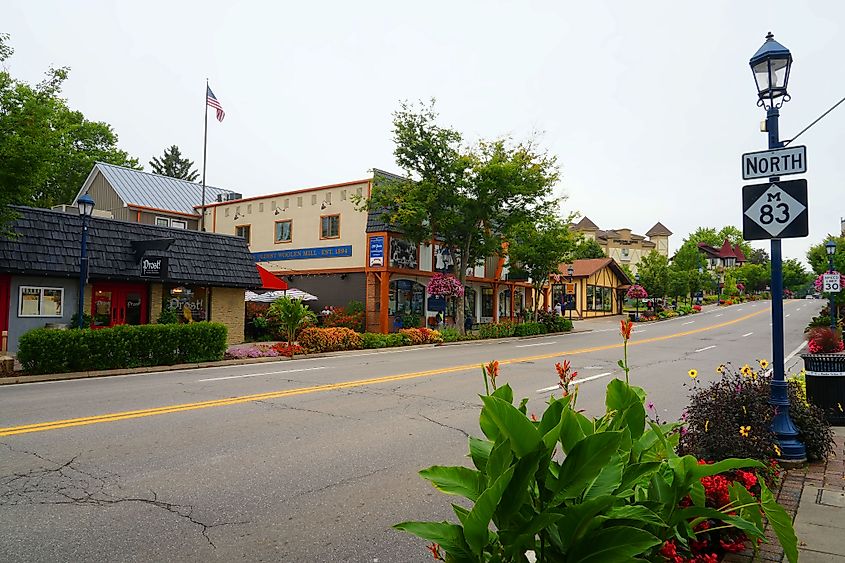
[253,245,353,262]
[369,236,384,266]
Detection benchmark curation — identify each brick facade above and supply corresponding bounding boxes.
[211,287,245,344]
[149,283,163,323]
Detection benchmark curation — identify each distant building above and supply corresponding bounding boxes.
[696,240,747,270]
[70,162,240,230]
[570,217,672,274]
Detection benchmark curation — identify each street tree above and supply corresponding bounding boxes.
[667,269,690,304]
[748,247,769,265]
[781,258,811,294]
[686,225,752,257]
[638,250,670,302]
[571,237,605,259]
[0,33,139,229]
[150,145,199,181]
[362,100,560,333]
[506,213,577,320]
[807,235,845,305]
[734,263,769,293]
[672,239,706,272]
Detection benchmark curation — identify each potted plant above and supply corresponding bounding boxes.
[801,326,845,425]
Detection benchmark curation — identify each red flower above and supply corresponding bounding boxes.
[735,469,758,490]
[620,319,634,341]
[426,543,444,561]
[485,360,499,380]
[720,536,748,553]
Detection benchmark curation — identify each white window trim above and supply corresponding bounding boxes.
[155,216,170,227]
[19,286,64,318]
[170,219,187,229]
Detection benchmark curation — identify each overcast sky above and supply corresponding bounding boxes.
[5,1,844,262]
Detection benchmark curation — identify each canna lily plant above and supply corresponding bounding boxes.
[395,328,798,563]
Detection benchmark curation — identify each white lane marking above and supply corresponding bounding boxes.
[742,332,754,337]
[583,365,604,369]
[784,341,807,364]
[515,341,558,348]
[695,345,717,352]
[536,371,613,393]
[635,329,647,333]
[738,308,744,311]
[785,314,791,318]
[715,314,723,318]
[682,321,695,325]
[198,367,327,382]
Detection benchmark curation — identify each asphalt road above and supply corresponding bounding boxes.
[0,300,822,562]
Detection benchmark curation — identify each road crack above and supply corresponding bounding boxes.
[415,414,470,438]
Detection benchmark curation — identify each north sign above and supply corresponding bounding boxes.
[742,179,808,240]
[742,145,806,180]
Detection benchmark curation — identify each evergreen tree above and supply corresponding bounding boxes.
[150,145,199,181]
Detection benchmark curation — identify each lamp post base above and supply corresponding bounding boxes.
[770,379,807,462]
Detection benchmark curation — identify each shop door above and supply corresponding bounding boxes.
[91,283,148,328]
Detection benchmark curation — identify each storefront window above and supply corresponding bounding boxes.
[19,286,63,317]
[514,288,524,316]
[464,287,477,320]
[498,289,511,318]
[481,287,494,318]
[163,285,209,322]
[388,280,425,317]
[551,284,564,309]
[586,285,613,312]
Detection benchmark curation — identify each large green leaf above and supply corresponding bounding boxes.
[497,451,542,518]
[452,503,470,527]
[618,462,661,496]
[760,480,799,563]
[603,505,666,527]
[480,395,541,458]
[463,466,515,555]
[487,438,513,483]
[555,495,618,548]
[558,407,587,454]
[690,481,706,507]
[393,521,472,558]
[605,379,646,439]
[567,525,661,563]
[468,436,493,472]
[419,465,484,501]
[690,457,764,480]
[478,385,515,441]
[729,482,762,532]
[554,431,622,498]
[671,506,764,538]
[584,454,624,500]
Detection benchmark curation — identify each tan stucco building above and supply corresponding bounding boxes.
[571,217,672,274]
[543,258,632,319]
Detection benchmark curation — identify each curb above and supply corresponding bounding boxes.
[0,327,592,385]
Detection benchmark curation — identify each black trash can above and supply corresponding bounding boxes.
[801,353,845,426]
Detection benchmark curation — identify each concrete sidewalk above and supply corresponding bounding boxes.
[727,428,845,562]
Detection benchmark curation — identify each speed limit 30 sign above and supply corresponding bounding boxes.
[742,179,808,240]
[823,273,842,293]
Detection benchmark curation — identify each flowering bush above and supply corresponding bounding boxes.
[361,332,410,348]
[396,326,799,562]
[692,304,702,312]
[627,284,648,299]
[399,327,443,345]
[271,342,305,357]
[814,271,845,293]
[537,310,572,333]
[806,326,844,354]
[426,273,464,298]
[225,345,281,359]
[298,327,363,353]
[323,306,365,332]
[478,321,516,339]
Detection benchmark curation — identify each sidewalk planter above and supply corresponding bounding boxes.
[801,352,845,426]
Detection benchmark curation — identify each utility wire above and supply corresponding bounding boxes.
[783,95,845,146]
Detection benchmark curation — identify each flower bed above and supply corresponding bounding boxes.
[225,342,305,359]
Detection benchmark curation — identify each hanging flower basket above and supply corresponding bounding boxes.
[626,284,648,300]
[426,273,464,298]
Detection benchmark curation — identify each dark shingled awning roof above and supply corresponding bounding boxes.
[0,206,261,288]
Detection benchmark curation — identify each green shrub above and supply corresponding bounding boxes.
[361,332,409,349]
[298,327,363,353]
[268,297,317,343]
[156,308,180,324]
[537,311,572,333]
[513,322,547,337]
[345,300,365,315]
[17,322,228,374]
[439,327,478,342]
[478,321,515,339]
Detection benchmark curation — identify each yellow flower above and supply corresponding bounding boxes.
[740,364,753,377]
[705,420,709,433]
[774,443,782,457]
[688,369,698,379]
[742,406,747,415]
[739,425,751,437]
[716,364,726,375]
[758,359,770,370]
[839,403,844,413]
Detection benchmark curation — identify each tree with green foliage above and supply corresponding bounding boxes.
[150,145,199,181]
[267,297,316,344]
[571,237,605,259]
[507,214,577,320]
[667,269,690,303]
[672,239,706,272]
[734,263,769,293]
[362,100,560,333]
[0,33,139,227]
[619,262,634,282]
[638,250,670,302]
[781,258,811,295]
[748,247,769,265]
[807,235,845,305]
[686,225,752,258]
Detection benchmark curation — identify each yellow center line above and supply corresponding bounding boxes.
[0,308,768,437]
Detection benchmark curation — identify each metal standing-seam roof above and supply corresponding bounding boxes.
[75,162,237,215]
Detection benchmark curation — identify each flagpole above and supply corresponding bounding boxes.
[200,78,209,231]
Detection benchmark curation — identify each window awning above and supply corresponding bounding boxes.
[256,264,289,290]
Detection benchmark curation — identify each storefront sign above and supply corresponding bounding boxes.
[427,296,446,312]
[565,283,576,295]
[369,236,384,267]
[141,256,168,278]
[253,245,353,262]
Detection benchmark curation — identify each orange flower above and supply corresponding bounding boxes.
[485,360,499,380]
[620,319,634,341]
[427,543,444,561]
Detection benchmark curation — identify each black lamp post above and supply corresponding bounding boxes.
[76,194,95,329]
[635,273,640,320]
[827,240,837,331]
[567,265,574,321]
[750,32,805,462]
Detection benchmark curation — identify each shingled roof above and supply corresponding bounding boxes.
[645,222,673,237]
[74,162,237,215]
[572,216,599,231]
[0,207,260,288]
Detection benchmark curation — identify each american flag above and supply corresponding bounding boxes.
[206,86,225,122]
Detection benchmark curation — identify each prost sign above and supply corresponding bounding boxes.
[742,145,806,180]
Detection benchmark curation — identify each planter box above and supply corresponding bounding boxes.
[801,353,845,426]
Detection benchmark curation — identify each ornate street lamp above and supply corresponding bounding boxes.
[827,240,837,331]
[635,273,641,320]
[567,265,574,322]
[750,32,804,462]
[77,194,95,329]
